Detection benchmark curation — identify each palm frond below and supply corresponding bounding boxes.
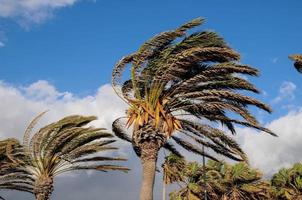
[23,111,48,155]
[171,136,219,162]
[289,54,302,73]
[112,118,132,142]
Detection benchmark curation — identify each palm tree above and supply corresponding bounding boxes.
[170,160,271,200]
[289,54,302,73]
[170,161,209,200]
[0,113,128,200]
[162,153,186,200]
[271,163,302,199]
[215,161,271,200]
[112,18,275,200]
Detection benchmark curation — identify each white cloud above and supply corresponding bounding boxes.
[0,80,164,200]
[0,80,127,141]
[1,80,301,177]
[235,109,302,176]
[1,80,302,199]
[272,81,297,103]
[0,0,82,26]
[0,41,4,47]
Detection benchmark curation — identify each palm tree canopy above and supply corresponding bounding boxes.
[271,163,302,199]
[112,17,275,162]
[289,54,302,73]
[0,114,128,196]
[163,153,186,185]
[215,161,271,200]
[170,160,271,200]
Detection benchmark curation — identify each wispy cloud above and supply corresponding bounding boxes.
[0,0,82,27]
[272,81,297,103]
[0,41,4,48]
[271,57,279,64]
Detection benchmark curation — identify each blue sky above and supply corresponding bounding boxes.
[1,0,302,199]
[1,0,302,119]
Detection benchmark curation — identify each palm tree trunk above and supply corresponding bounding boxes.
[162,177,166,200]
[35,193,51,200]
[34,176,53,200]
[139,141,160,200]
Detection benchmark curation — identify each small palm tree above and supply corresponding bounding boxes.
[162,154,186,200]
[170,160,271,200]
[112,18,275,200]
[216,161,271,200]
[289,54,302,73]
[0,113,128,200]
[170,161,209,200]
[271,163,302,200]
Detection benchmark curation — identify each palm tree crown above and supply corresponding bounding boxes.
[112,17,274,162]
[112,18,274,200]
[0,114,128,200]
[271,163,302,199]
[170,159,271,200]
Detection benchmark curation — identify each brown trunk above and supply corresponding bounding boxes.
[34,176,54,200]
[139,141,160,200]
[36,193,50,200]
[162,175,166,200]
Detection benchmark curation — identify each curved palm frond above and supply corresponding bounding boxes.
[0,139,34,197]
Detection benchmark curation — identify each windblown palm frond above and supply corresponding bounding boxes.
[112,17,275,164]
[0,114,128,200]
[0,138,34,199]
[289,54,302,73]
[271,163,302,199]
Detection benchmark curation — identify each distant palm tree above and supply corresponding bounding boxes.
[170,160,271,200]
[0,114,128,200]
[271,163,302,200]
[289,54,302,73]
[213,161,271,200]
[169,159,207,200]
[162,154,186,200]
[112,18,275,200]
